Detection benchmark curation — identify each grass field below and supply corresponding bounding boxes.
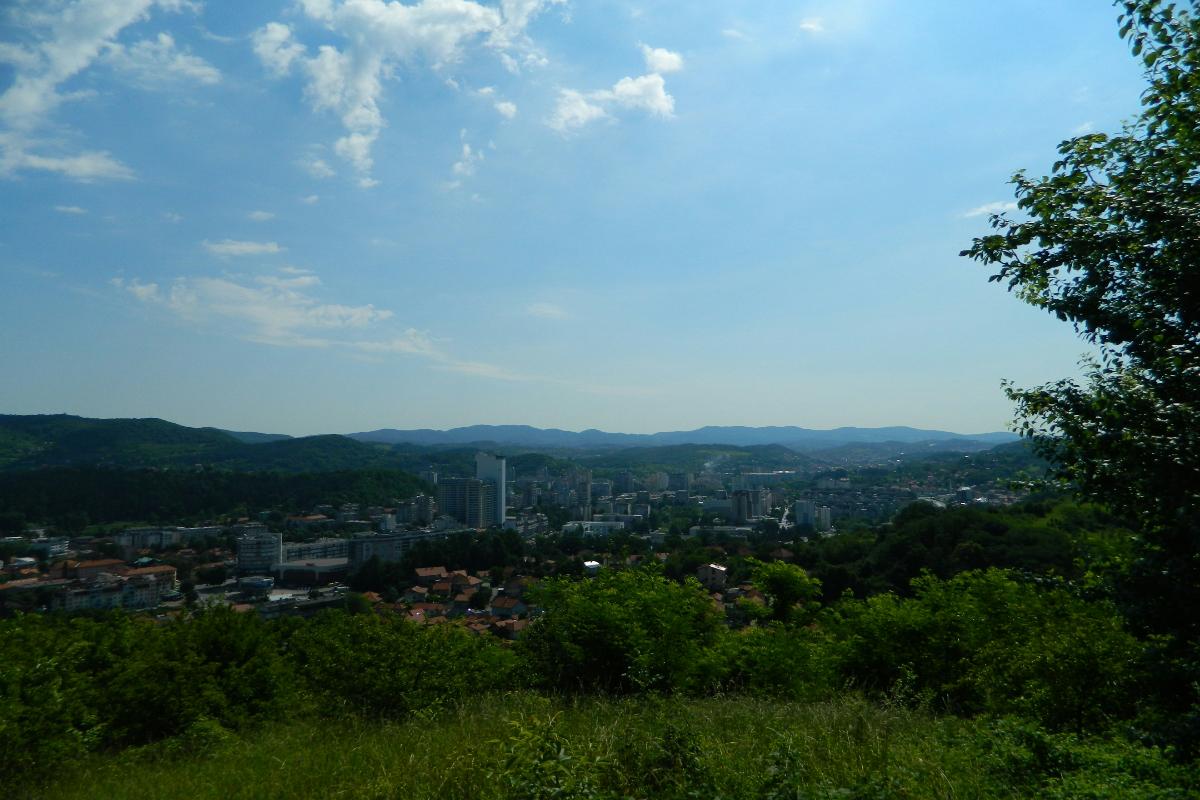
[39,693,1193,800]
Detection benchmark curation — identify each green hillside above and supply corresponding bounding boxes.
[0,467,431,527]
[0,415,418,474]
[0,415,237,469]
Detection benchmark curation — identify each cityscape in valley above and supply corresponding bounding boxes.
[0,414,1035,621]
[3,1,1199,798]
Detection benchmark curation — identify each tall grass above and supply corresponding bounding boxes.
[40,693,1182,800]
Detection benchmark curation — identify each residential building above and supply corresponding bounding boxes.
[347,530,449,570]
[475,451,507,526]
[437,478,496,528]
[283,538,349,561]
[237,530,283,575]
[562,520,626,537]
[793,500,817,528]
[697,563,728,591]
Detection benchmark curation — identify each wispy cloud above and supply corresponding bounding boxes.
[2,145,135,181]
[798,17,825,33]
[117,269,389,346]
[548,89,608,132]
[102,31,220,87]
[54,204,87,214]
[446,129,484,187]
[527,302,568,319]
[298,155,335,179]
[114,268,539,382]
[962,201,1018,218]
[253,0,564,186]
[300,194,320,205]
[721,27,750,41]
[203,239,284,256]
[0,0,200,181]
[247,210,275,221]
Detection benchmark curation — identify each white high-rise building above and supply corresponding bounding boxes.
[475,452,507,526]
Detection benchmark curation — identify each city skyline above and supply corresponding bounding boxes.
[0,1,1148,436]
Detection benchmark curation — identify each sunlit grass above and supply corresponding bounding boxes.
[44,693,1001,800]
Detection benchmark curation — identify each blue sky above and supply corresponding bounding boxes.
[0,0,1148,436]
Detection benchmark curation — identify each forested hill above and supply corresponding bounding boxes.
[0,414,411,473]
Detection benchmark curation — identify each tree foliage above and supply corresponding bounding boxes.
[963,0,1200,752]
[962,0,1200,634]
[521,568,724,694]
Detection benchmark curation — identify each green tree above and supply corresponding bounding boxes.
[962,0,1199,625]
[521,567,724,694]
[962,0,1200,750]
[751,560,821,623]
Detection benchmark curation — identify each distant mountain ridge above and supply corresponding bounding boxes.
[348,424,1018,451]
[0,414,1021,473]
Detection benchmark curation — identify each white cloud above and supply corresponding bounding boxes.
[549,45,678,133]
[115,267,529,380]
[55,204,87,214]
[103,32,220,86]
[527,301,567,319]
[301,194,320,204]
[120,269,391,346]
[1,146,135,181]
[0,0,198,181]
[256,273,320,289]
[548,89,608,132]
[450,132,483,179]
[202,239,284,256]
[472,86,516,118]
[299,156,336,178]
[798,17,825,33]
[721,27,750,41]
[1072,121,1094,135]
[599,73,674,117]
[962,201,1019,218]
[252,22,305,78]
[639,44,683,73]
[247,210,275,221]
[112,276,161,302]
[162,211,183,222]
[253,0,563,185]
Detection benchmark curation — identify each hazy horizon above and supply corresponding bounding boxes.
[0,2,1144,435]
[1,410,1019,440]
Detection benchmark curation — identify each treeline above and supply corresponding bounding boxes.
[0,467,430,529]
[3,563,1193,797]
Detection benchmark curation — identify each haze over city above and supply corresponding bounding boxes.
[1,1,1146,435]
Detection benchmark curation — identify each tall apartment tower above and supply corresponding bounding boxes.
[475,452,507,526]
[437,478,495,528]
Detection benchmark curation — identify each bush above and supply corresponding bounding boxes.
[520,567,725,694]
[287,610,518,717]
[832,569,1143,731]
